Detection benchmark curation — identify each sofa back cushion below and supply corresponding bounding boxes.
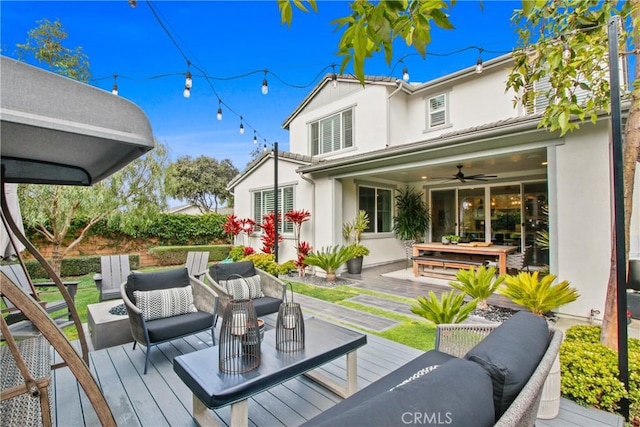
[209,261,256,282]
[126,267,191,304]
[307,358,495,427]
[464,310,549,419]
[134,286,197,321]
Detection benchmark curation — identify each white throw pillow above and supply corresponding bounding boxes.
[222,275,263,300]
[134,286,197,321]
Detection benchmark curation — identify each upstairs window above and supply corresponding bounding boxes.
[310,109,353,155]
[427,94,448,128]
[253,186,294,233]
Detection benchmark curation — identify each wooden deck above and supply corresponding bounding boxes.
[48,261,625,426]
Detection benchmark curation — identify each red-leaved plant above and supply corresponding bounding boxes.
[257,212,283,254]
[223,214,242,244]
[286,210,312,276]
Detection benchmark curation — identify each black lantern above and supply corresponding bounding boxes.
[219,299,261,373]
[276,283,305,352]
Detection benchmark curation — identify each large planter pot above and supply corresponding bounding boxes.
[629,292,640,319]
[346,256,364,274]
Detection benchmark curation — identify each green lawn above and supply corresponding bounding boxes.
[31,271,436,350]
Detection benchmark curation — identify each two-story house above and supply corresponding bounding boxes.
[228,53,640,320]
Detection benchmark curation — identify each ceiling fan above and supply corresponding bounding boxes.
[433,165,497,183]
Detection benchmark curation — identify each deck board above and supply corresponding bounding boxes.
[48,267,625,426]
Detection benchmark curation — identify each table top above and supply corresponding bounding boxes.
[173,317,367,409]
[413,242,518,255]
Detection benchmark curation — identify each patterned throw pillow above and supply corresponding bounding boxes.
[389,365,440,391]
[134,286,198,321]
[221,275,263,300]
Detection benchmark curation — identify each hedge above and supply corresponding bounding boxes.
[21,255,140,279]
[25,213,230,246]
[560,325,639,417]
[148,245,232,266]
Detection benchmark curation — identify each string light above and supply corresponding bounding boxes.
[239,116,245,134]
[128,0,136,7]
[111,74,118,95]
[561,36,572,61]
[475,48,484,73]
[262,69,269,95]
[253,130,258,144]
[331,64,338,88]
[216,99,223,120]
[399,58,410,81]
[185,62,192,89]
[183,85,191,98]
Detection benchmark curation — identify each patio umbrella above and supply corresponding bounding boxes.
[1,183,25,260]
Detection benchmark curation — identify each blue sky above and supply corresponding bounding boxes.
[1,0,521,173]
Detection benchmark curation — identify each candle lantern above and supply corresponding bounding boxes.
[276,282,305,352]
[219,299,261,373]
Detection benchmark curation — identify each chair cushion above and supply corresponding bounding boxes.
[464,310,549,419]
[145,311,214,343]
[303,350,456,426]
[305,358,495,427]
[209,261,256,282]
[253,296,283,317]
[126,267,191,304]
[221,275,263,300]
[134,286,197,321]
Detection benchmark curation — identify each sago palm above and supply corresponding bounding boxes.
[449,265,504,310]
[499,271,579,316]
[303,245,353,281]
[411,290,477,325]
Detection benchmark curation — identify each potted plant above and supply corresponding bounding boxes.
[446,234,460,244]
[393,187,430,254]
[343,210,370,274]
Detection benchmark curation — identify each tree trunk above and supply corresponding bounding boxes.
[601,6,640,349]
[50,241,63,278]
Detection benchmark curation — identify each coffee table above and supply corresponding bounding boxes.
[173,317,367,427]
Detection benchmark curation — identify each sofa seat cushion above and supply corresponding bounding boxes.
[464,310,549,419]
[146,311,214,343]
[126,267,191,304]
[306,358,495,427]
[253,296,283,317]
[303,350,455,426]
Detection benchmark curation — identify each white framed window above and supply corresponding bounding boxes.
[427,93,448,128]
[253,186,294,233]
[310,109,353,155]
[358,185,393,233]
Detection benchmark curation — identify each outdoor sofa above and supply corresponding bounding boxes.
[304,311,563,427]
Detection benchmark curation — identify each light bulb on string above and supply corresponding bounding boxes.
[331,64,338,88]
[111,74,118,95]
[402,66,409,82]
[253,130,258,144]
[475,58,483,74]
[562,43,572,61]
[216,99,222,120]
[262,69,269,95]
[183,86,191,98]
[239,116,244,134]
[185,69,192,89]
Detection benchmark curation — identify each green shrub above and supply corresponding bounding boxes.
[411,290,477,324]
[449,265,504,310]
[303,245,353,277]
[561,325,640,417]
[23,255,140,279]
[242,253,295,276]
[148,245,231,266]
[499,271,579,315]
[229,245,248,261]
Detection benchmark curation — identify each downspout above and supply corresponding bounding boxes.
[386,80,404,147]
[298,171,316,261]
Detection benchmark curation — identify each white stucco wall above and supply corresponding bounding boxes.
[288,85,391,158]
[553,122,612,318]
[231,156,314,263]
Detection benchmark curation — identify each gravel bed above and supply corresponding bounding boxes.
[108,304,128,316]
